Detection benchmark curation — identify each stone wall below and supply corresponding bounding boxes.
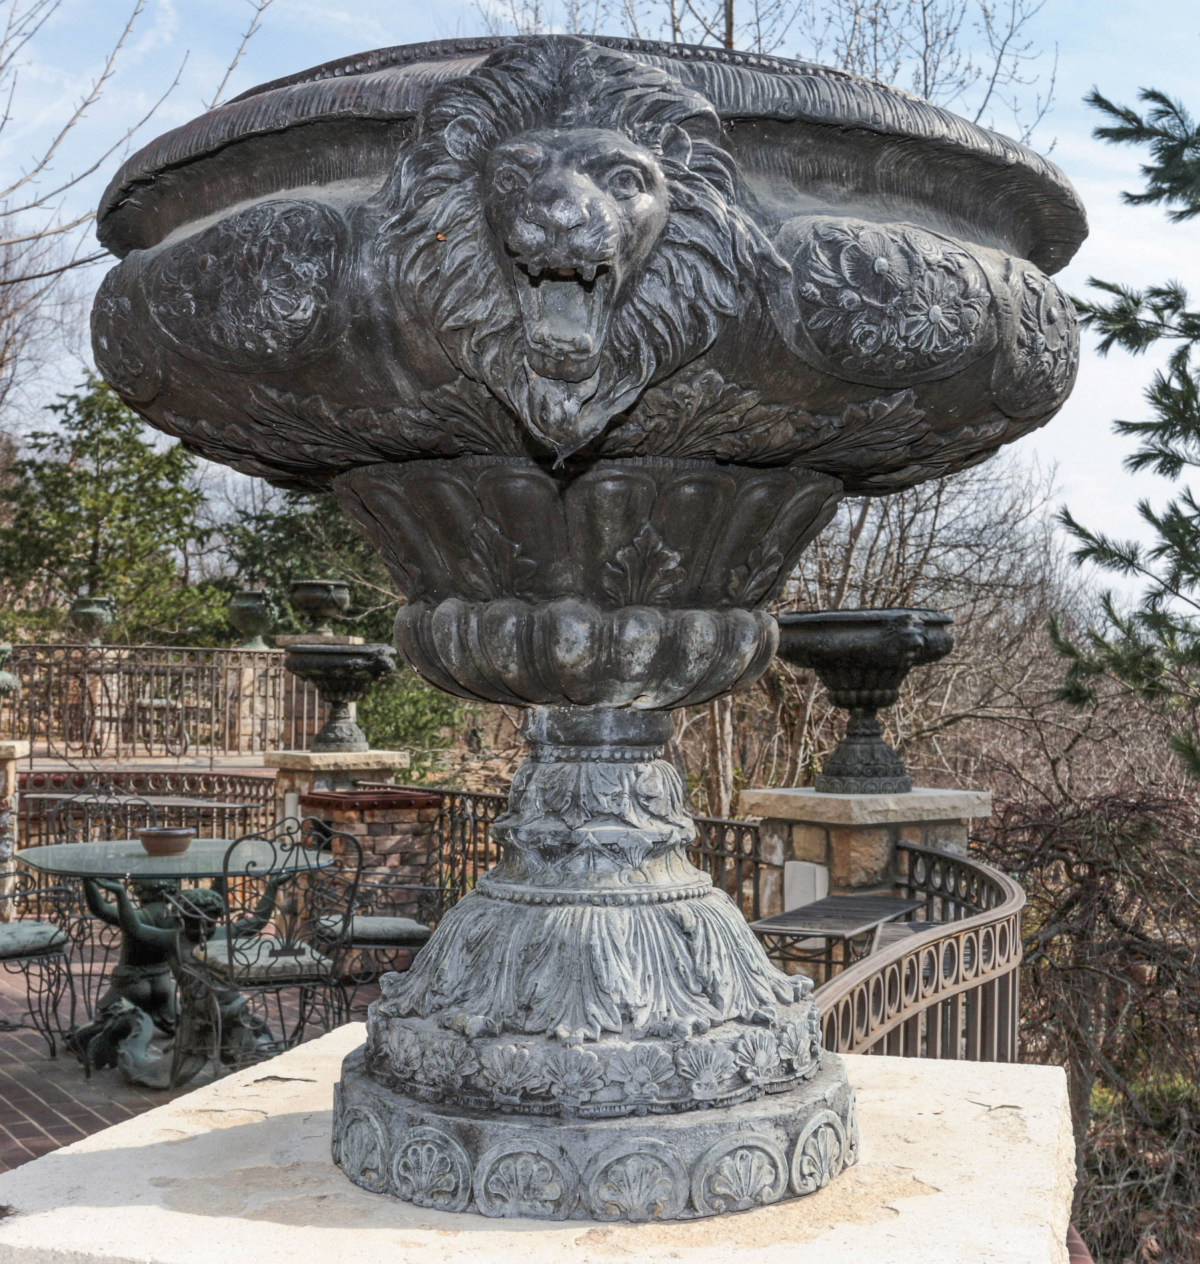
[0,740,29,920]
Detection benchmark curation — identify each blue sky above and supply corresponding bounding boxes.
[5,0,1199,563]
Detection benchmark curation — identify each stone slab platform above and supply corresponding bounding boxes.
[740,785,992,825]
[0,1025,1074,1264]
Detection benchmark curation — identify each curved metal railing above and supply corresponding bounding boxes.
[814,841,1025,1061]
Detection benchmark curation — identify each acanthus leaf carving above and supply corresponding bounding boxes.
[585,1139,688,1221]
[692,1134,788,1214]
[333,1105,389,1194]
[675,1042,736,1101]
[479,1044,547,1105]
[733,1029,781,1086]
[544,1047,606,1108]
[459,514,541,601]
[599,523,687,606]
[604,1045,675,1106]
[475,1139,579,1219]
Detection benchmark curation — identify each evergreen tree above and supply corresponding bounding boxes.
[1054,89,1200,776]
[0,381,227,643]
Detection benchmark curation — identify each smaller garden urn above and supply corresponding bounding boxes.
[283,642,396,752]
[289,579,351,637]
[227,589,275,649]
[68,596,113,645]
[778,609,953,793]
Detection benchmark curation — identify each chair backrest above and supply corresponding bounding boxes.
[352,868,452,928]
[48,781,158,845]
[214,816,363,986]
[0,869,73,931]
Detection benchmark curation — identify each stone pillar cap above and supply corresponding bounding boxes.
[741,785,992,825]
[264,750,410,772]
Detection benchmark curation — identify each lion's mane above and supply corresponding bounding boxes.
[378,37,784,456]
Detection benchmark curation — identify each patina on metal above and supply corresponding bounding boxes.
[778,609,954,793]
[282,642,396,752]
[67,596,112,646]
[227,590,275,650]
[89,35,1085,1221]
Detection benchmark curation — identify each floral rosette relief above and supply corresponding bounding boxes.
[91,33,1084,1221]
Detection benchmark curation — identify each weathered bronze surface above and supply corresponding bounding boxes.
[90,35,1084,1221]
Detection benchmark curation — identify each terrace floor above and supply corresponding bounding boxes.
[0,970,380,1173]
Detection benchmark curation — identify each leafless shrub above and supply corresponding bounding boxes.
[976,790,1200,1264]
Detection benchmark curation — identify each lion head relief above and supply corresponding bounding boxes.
[379,37,783,460]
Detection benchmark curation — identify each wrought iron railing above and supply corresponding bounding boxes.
[17,768,277,847]
[688,815,769,921]
[0,643,325,762]
[814,841,1025,1061]
[435,788,508,893]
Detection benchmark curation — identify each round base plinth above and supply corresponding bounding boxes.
[333,1044,857,1221]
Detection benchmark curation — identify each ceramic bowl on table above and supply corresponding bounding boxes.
[137,827,196,857]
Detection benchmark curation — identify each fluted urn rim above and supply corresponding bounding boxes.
[98,35,1085,272]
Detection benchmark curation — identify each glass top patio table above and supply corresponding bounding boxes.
[15,838,332,881]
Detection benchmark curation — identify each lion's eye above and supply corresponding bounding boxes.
[606,166,645,198]
[494,167,529,195]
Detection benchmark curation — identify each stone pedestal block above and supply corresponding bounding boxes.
[265,749,411,828]
[0,739,30,915]
[740,787,993,903]
[0,1024,1077,1264]
[297,787,442,875]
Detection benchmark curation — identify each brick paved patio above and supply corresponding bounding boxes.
[0,1022,180,1171]
[0,968,380,1173]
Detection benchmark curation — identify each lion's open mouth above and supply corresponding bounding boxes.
[511,260,614,383]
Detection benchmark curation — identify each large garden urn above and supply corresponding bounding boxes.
[90,35,1085,1222]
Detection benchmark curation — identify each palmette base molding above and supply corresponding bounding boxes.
[333,1044,857,1220]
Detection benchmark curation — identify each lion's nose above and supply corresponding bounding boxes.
[523,196,588,233]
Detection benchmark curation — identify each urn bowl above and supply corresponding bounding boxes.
[90,35,1086,495]
[68,597,113,645]
[227,589,275,649]
[289,580,351,637]
[778,608,954,793]
[777,608,954,710]
[89,36,1084,712]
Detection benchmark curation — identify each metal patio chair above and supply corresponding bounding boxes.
[183,817,363,1073]
[319,868,455,1016]
[0,870,77,1057]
